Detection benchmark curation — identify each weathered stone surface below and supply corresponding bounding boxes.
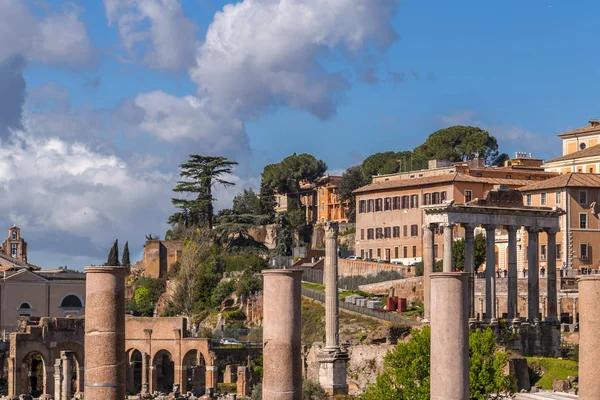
[578,275,600,400]
[552,379,570,392]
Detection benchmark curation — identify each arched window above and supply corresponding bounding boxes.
[18,302,31,309]
[60,295,83,308]
[11,230,17,240]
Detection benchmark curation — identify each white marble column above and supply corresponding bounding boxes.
[507,226,518,322]
[484,224,497,322]
[61,351,72,400]
[546,229,558,323]
[423,223,435,322]
[526,228,540,322]
[443,223,455,272]
[462,223,476,321]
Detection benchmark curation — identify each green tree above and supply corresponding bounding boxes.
[338,165,371,222]
[105,239,120,266]
[258,180,277,221]
[414,260,443,277]
[453,233,487,271]
[122,241,131,267]
[134,287,155,316]
[361,327,514,400]
[169,155,238,231]
[233,189,262,215]
[361,151,414,177]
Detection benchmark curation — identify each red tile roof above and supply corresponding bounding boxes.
[519,173,600,191]
[544,144,600,164]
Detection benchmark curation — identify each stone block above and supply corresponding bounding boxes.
[366,300,382,309]
[552,379,570,392]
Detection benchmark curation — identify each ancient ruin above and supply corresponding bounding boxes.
[578,275,600,399]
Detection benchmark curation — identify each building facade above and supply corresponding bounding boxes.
[543,119,600,174]
[1,226,29,264]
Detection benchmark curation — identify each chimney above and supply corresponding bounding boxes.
[590,119,599,127]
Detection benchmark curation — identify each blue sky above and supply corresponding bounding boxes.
[1,0,598,268]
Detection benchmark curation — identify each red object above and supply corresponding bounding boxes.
[397,298,407,312]
[386,296,399,311]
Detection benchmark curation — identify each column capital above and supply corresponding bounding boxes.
[544,227,559,235]
[525,226,542,234]
[461,222,475,230]
[505,225,519,233]
[324,221,339,238]
[441,222,456,228]
[482,223,496,231]
[422,223,435,231]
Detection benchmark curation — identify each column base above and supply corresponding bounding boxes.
[318,348,349,395]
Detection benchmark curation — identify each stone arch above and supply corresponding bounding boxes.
[152,350,174,394]
[20,351,48,397]
[126,349,143,395]
[182,350,206,394]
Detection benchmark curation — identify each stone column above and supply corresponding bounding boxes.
[319,222,348,395]
[141,352,149,395]
[507,226,518,322]
[546,229,558,323]
[526,228,540,322]
[84,266,128,400]
[578,276,600,399]
[463,223,476,321]
[430,272,469,400]
[442,223,455,272]
[484,224,497,322]
[61,351,72,400]
[479,298,484,321]
[262,269,303,400]
[422,223,435,321]
[573,298,578,324]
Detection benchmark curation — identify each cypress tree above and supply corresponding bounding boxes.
[122,241,131,267]
[106,239,120,266]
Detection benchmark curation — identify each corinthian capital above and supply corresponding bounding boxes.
[324,221,339,238]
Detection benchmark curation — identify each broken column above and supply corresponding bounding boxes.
[318,222,348,395]
[430,272,469,400]
[84,266,128,400]
[262,269,303,400]
[578,275,600,399]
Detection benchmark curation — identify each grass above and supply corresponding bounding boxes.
[301,282,378,300]
[525,356,578,390]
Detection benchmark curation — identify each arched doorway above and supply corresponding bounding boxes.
[21,352,46,397]
[152,350,174,394]
[126,350,142,394]
[182,350,206,394]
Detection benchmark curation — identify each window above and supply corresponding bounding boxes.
[580,190,588,205]
[360,249,365,259]
[359,200,366,213]
[410,224,419,237]
[401,196,409,209]
[322,188,325,196]
[434,244,439,259]
[591,168,595,173]
[19,302,31,309]
[580,243,589,261]
[432,192,440,205]
[412,246,417,257]
[367,199,374,212]
[376,228,383,239]
[369,249,373,259]
[60,295,83,308]
[393,226,400,238]
[526,194,532,206]
[385,248,391,261]
[392,196,400,210]
[360,229,364,240]
[580,213,588,229]
[403,225,408,237]
[540,244,547,261]
[384,197,392,211]
[377,248,381,259]
[384,227,391,239]
[10,243,17,258]
[506,175,512,179]
[321,202,324,210]
[403,246,408,258]
[394,247,399,259]
[440,191,446,202]
[580,142,587,150]
[555,192,561,204]
[367,229,374,240]
[423,193,431,205]
[375,198,383,212]
[410,195,419,208]
[464,190,472,203]
[541,193,547,206]
[556,244,562,259]
[11,230,16,240]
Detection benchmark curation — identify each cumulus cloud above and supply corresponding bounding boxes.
[104,0,198,70]
[190,0,400,119]
[0,0,93,66]
[0,55,26,139]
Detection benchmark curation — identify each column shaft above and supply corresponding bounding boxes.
[443,224,454,272]
[463,224,475,320]
[422,224,435,321]
[578,276,600,399]
[546,231,558,322]
[507,227,518,321]
[484,225,497,321]
[324,222,340,349]
[141,352,149,394]
[61,353,72,400]
[527,230,540,322]
[430,272,469,400]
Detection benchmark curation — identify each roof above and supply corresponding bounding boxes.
[353,172,533,194]
[519,173,600,191]
[558,121,600,138]
[36,271,86,281]
[0,252,40,271]
[545,143,600,164]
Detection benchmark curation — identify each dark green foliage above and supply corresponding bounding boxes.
[469,328,515,399]
[122,241,131,268]
[128,277,165,316]
[258,180,277,221]
[302,380,328,400]
[414,260,443,277]
[261,153,327,195]
[105,239,120,266]
[211,280,235,306]
[223,253,267,273]
[169,155,238,231]
[361,151,414,177]
[453,233,487,271]
[492,153,510,167]
[223,309,246,322]
[274,211,296,256]
[145,234,159,240]
[233,189,262,215]
[210,215,269,253]
[338,165,371,222]
[235,271,262,298]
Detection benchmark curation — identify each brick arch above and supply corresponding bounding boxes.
[19,349,49,397]
[152,349,175,394]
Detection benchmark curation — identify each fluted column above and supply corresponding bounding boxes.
[462,223,475,320]
[526,228,540,322]
[483,224,497,322]
[546,229,558,323]
[506,226,518,321]
[324,222,340,349]
[422,223,435,322]
[443,223,455,272]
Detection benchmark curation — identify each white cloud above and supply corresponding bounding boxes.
[0,0,93,66]
[191,0,400,119]
[103,0,198,70]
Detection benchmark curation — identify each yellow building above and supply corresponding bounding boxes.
[544,119,600,174]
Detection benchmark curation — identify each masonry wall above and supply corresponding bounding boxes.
[337,259,413,278]
[143,240,183,279]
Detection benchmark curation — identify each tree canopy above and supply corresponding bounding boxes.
[453,233,487,271]
[232,189,262,215]
[105,239,120,266]
[260,153,327,202]
[122,241,131,268]
[337,165,371,222]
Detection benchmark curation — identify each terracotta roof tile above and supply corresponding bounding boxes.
[519,173,600,191]
[353,172,533,194]
[544,144,600,164]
